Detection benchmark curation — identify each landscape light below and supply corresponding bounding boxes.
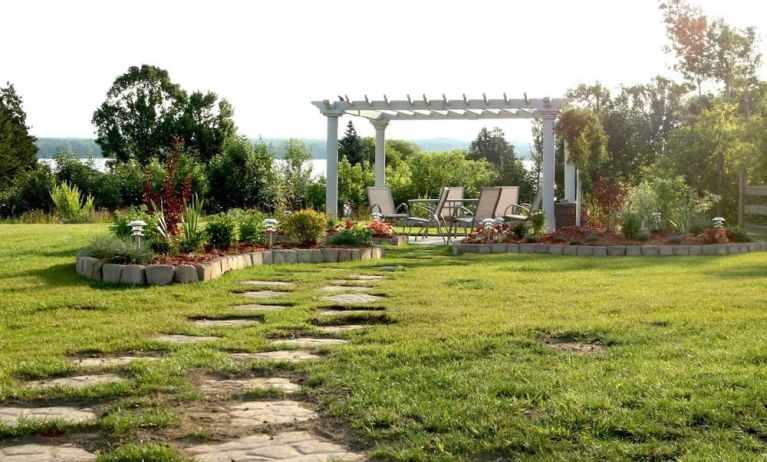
[712,217,726,229]
[371,212,383,222]
[127,220,147,246]
[263,218,279,249]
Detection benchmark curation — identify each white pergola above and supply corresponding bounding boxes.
[312,94,575,231]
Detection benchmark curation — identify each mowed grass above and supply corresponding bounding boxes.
[1,224,767,460]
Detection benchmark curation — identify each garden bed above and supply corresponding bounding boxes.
[76,247,385,286]
[452,241,765,256]
[371,235,408,246]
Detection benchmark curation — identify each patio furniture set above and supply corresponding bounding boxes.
[366,186,541,242]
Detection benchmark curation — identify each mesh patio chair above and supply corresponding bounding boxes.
[451,187,502,236]
[406,187,452,241]
[366,187,409,224]
[503,189,542,222]
[494,186,520,219]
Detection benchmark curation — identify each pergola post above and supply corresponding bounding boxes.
[564,140,576,202]
[540,110,558,232]
[370,119,389,187]
[325,114,340,218]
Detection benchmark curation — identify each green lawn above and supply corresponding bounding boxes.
[1,224,767,461]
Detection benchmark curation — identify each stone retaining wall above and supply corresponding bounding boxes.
[452,242,766,256]
[76,247,385,286]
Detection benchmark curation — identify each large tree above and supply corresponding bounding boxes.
[468,127,513,166]
[92,65,236,165]
[338,121,368,165]
[0,83,38,187]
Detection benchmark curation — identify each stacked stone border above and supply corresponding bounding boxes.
[76,247,385,286]
[453,242,766,256]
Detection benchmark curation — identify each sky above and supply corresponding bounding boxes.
[2,0,766,144]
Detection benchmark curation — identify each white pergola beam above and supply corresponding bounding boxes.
[321,98,563,113]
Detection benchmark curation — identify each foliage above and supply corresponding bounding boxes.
[0,83,37,188]
[78,235,154,264]
[237,211,266,244]
[626,176,718,233]
[338,157,374,213]
[275,139,314,212]
[587,177,627,232]
[368,220,394,238]
[394,150,494,202]
[702,226,728,243]
[339,120,370,165]
[207,137,275,212]
[98,443,187,462]
[529,211,546,235]
[468,127,513,166]
[143,139,192,237]
[50,182,94,222]
[511,221,526,240]
[110,205,158,241]
[620,212,642,239]
[328,222,372,246]
[557,108,609,187]
[179,195,205,253]
[636,230,651,241]
[725,226,752,243]
[205,214,236,249]
[281,209,327,245]
[0,162,55,217]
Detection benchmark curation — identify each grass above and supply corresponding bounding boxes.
[1,224,767,460]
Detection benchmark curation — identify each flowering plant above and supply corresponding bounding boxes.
[368,220,394,238]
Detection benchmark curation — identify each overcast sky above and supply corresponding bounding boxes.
[2,0,765,144]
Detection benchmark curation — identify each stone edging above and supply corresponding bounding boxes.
[452,242,766,256]
[370,236,408,246]
[76,247,385,286]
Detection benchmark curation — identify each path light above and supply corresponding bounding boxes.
[127,220,146,247]
[713,217,726,228]
[494,216,505,225]
[481,218,495,230]
[263,218,279,249]
[371,212,383,222]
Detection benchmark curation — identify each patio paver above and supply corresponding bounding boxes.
[240,291,289,299]
[318,309,382,316]
[152,334,219,343]
[71,356,157,367]
[270,338,348,348]
[199,377,301,395]
[319,293,383,304]
[315,325,367,333]
[0,443,97,462]
[0,406,96,425]
[192,319,259,328]
[228,400,316,427]
[229,304,290,312]
[230,350,320,363]
[240,280,294,288]
[26,374,125,390]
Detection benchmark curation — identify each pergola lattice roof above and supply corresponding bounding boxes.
[312,94,563,121]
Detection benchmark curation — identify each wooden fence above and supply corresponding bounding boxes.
[739,172,767,232]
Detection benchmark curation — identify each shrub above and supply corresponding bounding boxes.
[78,235,154,264]
[207,137,276,212]
[329,223,372,246]
[525,234,539,243]
[620,212,642,239]
[511,222,526,240]
[368,220,394,238]
[726,226,752,243]
[0,163,55,217]
[702,227,728,244]
[281,209,327,245]
[636,230,651,242]
[206,214,237,249]
[180,195,205,253]
[238,212,266,244]
[529,211,546,234]
[669,234,684,244]
[586,233,599,243]
[50,182,94,222]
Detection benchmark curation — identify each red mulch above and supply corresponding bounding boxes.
[153,242,268,265]
[466,226,727,246]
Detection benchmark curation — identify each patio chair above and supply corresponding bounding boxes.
[451,187,502,236]
[503,189,542,222]
[494,186,520,219]
[366,187,409,224]
[441,186,464,222]
[405,186,452,242]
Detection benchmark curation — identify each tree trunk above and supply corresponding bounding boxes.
[716,151,724,217]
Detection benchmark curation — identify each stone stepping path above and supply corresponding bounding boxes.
[191,319,259,328]
[318,309,382,316]
[0,406,96,425]
[71,356,157,367]
[26,374,125,390]
[229,400,317,427]
[315,325,367,333]
[230,350,320,363]
[199,377,301,395]
[240,280,294,288]
[270,338,348,348]
[377,266,400,272]
[185,431,363,462]
[346,274,384,280]
[240,290,290,299]
[152,334,219,343]
[230,304,290,312]
[0,443,97,462]
[319,285,372,292]
[319,293,383,304]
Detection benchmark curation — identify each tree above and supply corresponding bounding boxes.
[207,137,275,211]
[92,65,236,165]
[468,127,513,166]
[276,139,314,211]
[0,83,38,187]
[338,121,368,165]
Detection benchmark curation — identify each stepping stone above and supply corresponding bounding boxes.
[0,406,96,425]
[152,334,219,344]
[26,374,125,390]
[240,280,294,287]
[319,285,371,292]
[328,279,376,286]
[346,274,384,280]
[230,350,320,363]
[71,356,157,367]
[271,338,348,348]
[228,400,317,427]
[199,377,301,395]
[0,443,97,462]
[318,309,382,316]
[192,319,258,328]
[240,290,288,299]
[186,431,363,462]
[315,325,367,333]
[319,293,383,304]
[377,266,400,272]
[230,304,290,312]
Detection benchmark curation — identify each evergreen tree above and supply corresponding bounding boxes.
[338,121,368,165]
[468,127,513,166]
[0,83,38,188]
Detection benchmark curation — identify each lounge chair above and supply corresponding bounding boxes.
[494,186,520,219]
[366,187,409,224]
